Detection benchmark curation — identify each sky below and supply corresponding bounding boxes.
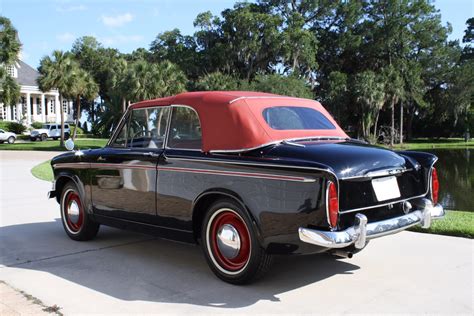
[0,0,472,69]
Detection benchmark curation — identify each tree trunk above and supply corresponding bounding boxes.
[73,95,81,140]
[399,101,403,144]
[373,109,380,140]
[59,96,65,147]
[390,96,395,147]
[122,97,127,113]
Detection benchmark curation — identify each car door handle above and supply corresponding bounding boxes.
[143,152,160,158]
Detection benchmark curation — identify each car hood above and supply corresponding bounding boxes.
[264,140,418,179]
[31,129,48,134]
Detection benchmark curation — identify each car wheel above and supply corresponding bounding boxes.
[60,181,100,241]
[64,133,70,140]
[40,134,47,141]
[201,198,273,284]
[7,136,15,144]
[30,137,36,141]
[0,140,4,144]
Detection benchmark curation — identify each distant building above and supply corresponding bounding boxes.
[0,60,74,125]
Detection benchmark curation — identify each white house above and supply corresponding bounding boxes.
[0,60,74,125]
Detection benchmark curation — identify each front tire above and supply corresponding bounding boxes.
[40,134,47,141]
[201,199,273,284]
[60,182,99,241]
[7,136,15,144]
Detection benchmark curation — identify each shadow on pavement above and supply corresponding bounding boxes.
[0,219,359,308]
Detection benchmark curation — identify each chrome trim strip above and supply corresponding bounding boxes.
[228,96,305,104]
[208,136,348,154]
[339,194,428,214]
[53,162,315,183]
[299,199,445,249]
[158,166,315,182]
[341,167,412,180]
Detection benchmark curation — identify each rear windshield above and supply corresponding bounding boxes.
[262,106,336,130]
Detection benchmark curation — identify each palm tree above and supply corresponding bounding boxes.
[37,50,76,146]
[0,17,21,110]
[382,65,405,147]
[353,71,385,141]
[0,16,21,65]
[125,60,187,102]
[67,68,99,140]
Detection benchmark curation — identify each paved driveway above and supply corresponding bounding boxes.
[0,150,472,314]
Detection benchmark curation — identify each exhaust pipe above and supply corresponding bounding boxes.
[332,250,353,259]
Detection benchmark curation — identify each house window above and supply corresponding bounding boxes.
[6,65,16,78]
[11,105,17,121]
[63,100,68,114]
[37,98,42,115]
[0,105,5,120]
[50,100,55,114]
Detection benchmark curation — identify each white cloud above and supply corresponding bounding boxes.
[100,13,134,27]
[56,5,87,12]
[100,35,144,45]
[56,32,75,43]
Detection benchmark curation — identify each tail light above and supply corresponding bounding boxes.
[327,181,339,228]
[431,167,439,204]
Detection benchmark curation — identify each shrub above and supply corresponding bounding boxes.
[70,124,84,135]
[31,122,43,129]
[0,121,27,134]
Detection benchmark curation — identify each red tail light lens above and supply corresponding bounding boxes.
[327,181,339,228]
[431,167,439,204]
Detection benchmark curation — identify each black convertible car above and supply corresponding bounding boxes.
[49,91,444,284]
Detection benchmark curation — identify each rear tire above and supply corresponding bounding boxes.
[60,181,100,241]
[201,198,273,284]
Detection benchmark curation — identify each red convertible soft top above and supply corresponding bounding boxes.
[131,91,348,152]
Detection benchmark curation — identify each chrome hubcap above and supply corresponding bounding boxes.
[216,224,241,259]
[68,200,80,224]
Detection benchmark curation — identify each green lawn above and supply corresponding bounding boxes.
[0,138,107,151]
[409,210,473,239]
[31,160,54,182]
[390,138,473,150]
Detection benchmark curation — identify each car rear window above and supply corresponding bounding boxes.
[262,106,336,130]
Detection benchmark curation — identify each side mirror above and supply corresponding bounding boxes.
[65,139,75,151]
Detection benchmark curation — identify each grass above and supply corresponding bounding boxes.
[389,138,473,150]
[0,138,107,151]
[31,160,54,182]
[408,210,473,239]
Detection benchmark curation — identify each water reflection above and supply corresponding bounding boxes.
[422,149,473,211]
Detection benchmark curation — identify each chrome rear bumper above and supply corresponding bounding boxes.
[299,198,445,250]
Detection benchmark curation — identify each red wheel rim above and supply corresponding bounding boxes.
[64,191,84,232]
[209,210,251,272]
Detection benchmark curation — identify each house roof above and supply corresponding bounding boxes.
[15,60,40,86]
[130,91,348,152]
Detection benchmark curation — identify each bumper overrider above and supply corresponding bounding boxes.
[299,198,445,250]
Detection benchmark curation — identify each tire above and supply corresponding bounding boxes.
[53,137,58,140]
[64,133,70,140]
[40,134,47,141]
[7,136,15,144]
[60,181,100,241]
[201,198,273,284]
[0,140,4,144]
[30,137,36,142]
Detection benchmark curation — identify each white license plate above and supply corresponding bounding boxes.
[371,176,401,201]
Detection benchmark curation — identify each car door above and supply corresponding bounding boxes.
[0,129,6,141]
[90,106,170,223]
[49,125,58,137]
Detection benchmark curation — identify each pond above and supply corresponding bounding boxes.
[420,149,473,211]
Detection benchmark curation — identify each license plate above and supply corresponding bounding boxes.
[371,176,401,201]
